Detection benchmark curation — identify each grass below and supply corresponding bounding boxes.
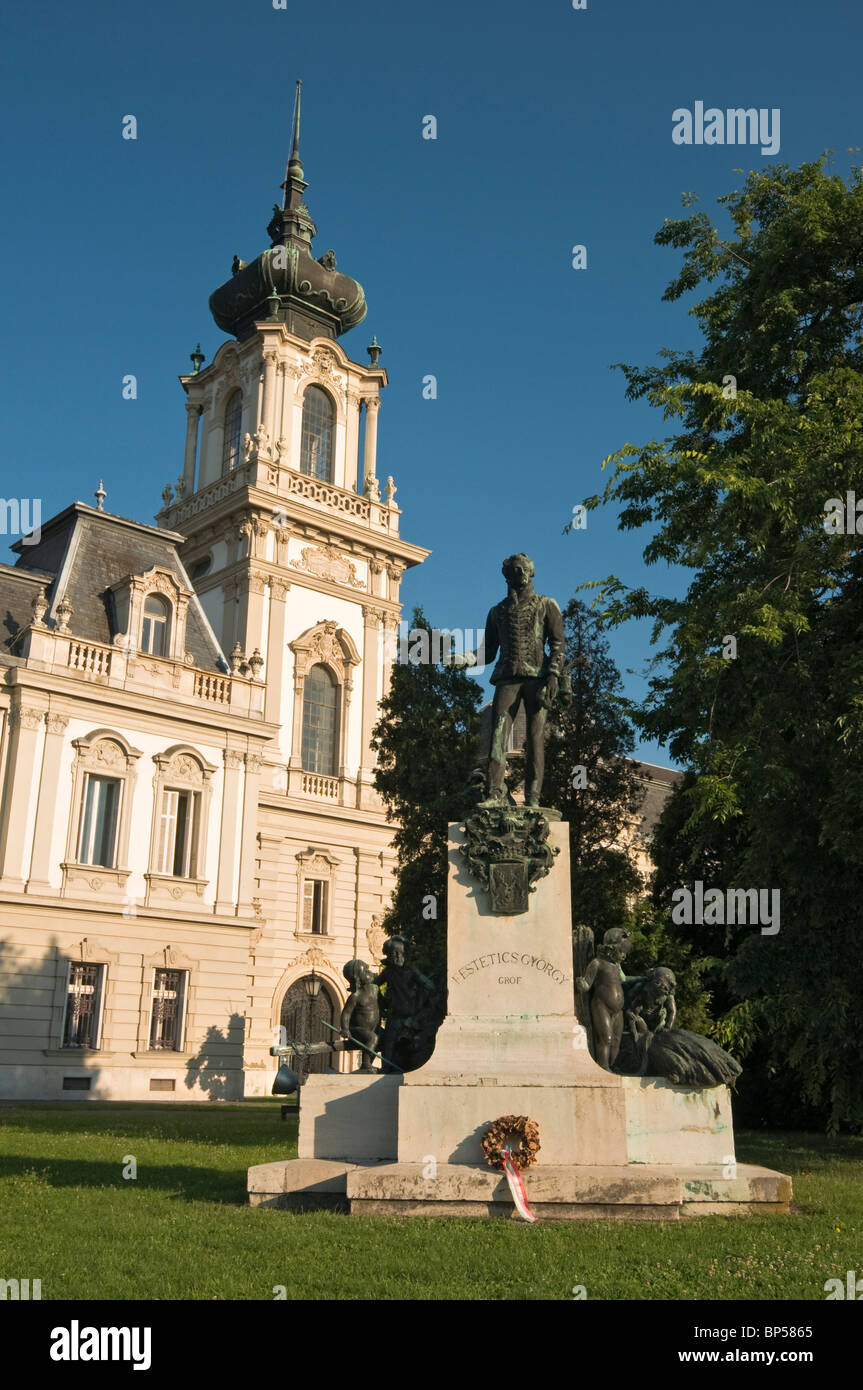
[0,1102,860,1300]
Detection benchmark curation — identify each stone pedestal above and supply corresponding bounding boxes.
[248,820,791,1219]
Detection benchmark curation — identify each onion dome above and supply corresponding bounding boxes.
[209,81,367,343]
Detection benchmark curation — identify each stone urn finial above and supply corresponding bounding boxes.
[55,595,74,633]
[230,642,245,676]
[30,586,48,627]
[248,648,264,680]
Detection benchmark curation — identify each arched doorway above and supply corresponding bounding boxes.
[279,976,336,1080]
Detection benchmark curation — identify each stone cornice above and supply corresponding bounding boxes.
[0,890,262,928]
[1,669,279,743]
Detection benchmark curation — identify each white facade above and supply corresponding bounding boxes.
[0,319,427,1100]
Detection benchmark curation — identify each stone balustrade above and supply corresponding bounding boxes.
[22,627,264,718]
[159,460,401,537]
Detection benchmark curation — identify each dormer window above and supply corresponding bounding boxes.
[141,594,171,657]
[110,568,189,665]
[222,390,243,475]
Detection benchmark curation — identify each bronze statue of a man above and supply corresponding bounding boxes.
[457,554,565,807]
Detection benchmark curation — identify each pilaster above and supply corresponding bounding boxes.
[26,711,70,893]
[215,748,245,914]
[237,753,264,915]
[362,398,380,493]
[264,578,290,740]
[357,605,383,809]
[0,700,47,889]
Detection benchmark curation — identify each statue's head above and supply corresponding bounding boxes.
[383,935,407,967]
[501,553,534,588]
[343,959,368,990]
[599,926,633,962]
[647,966,676,1000]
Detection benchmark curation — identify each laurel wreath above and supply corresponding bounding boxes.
[481,1114,541,1170]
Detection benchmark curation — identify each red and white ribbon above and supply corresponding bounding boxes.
[501,1147,537,1223]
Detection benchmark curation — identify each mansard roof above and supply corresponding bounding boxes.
[9,502,226,670]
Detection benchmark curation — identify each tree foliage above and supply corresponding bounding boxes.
[581,159,863,1130]
[539,599,645,939]
[370,608,482,977]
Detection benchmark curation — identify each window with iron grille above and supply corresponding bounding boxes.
[77,775,120,867]
[302,879,328,934]
[300,385,335,482]
[222,391,243,475]
[62,963,105,1049]
[155,788,201,878]
[301,664,338,775]
[149,968,187,1050]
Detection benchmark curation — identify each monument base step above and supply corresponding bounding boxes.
[247,1158,791,1220]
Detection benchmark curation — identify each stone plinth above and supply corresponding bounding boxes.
[622,1075,735,1165]
[247,1158,791,1219]
[347,1162,792,1221]
[248,817,791,1219]
[296,1073,399,1161]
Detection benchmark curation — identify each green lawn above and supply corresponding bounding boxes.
[0,1103,860,1300]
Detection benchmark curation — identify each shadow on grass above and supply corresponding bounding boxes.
[0,1103,297,1148]
[0,1151,294,1206]
[736,1129,863,1174]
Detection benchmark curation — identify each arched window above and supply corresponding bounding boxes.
[141,594,171,657]
[279,977,335,1078]
[222,390,243,474]
[300,386,335,482]
[301,664,338,776]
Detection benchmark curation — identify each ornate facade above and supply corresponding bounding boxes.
[0,95,427,1101]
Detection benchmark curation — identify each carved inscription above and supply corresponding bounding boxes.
[450,950,569,991]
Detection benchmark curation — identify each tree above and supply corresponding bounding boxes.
[371,608,482,978]
[578,158,863,1130]
[538,598,645,940]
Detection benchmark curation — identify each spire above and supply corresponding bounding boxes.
[286,79,303,193]
[281,79,307,211]
[269,78,315,250]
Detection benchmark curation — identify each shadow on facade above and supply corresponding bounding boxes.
[184,1013,245,1100]
[0,935,104,1102]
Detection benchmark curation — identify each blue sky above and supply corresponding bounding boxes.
[2,0,860,764]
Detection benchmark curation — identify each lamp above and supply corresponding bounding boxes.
[304,967,321,1001]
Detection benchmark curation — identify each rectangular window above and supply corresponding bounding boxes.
[302,879,328,934]
[77,775,120,867]
[149,968,187,1051]
[62,963,105,1049]
[156,789,200,878]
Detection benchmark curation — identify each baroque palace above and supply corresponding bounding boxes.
[0,96,427,1101]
